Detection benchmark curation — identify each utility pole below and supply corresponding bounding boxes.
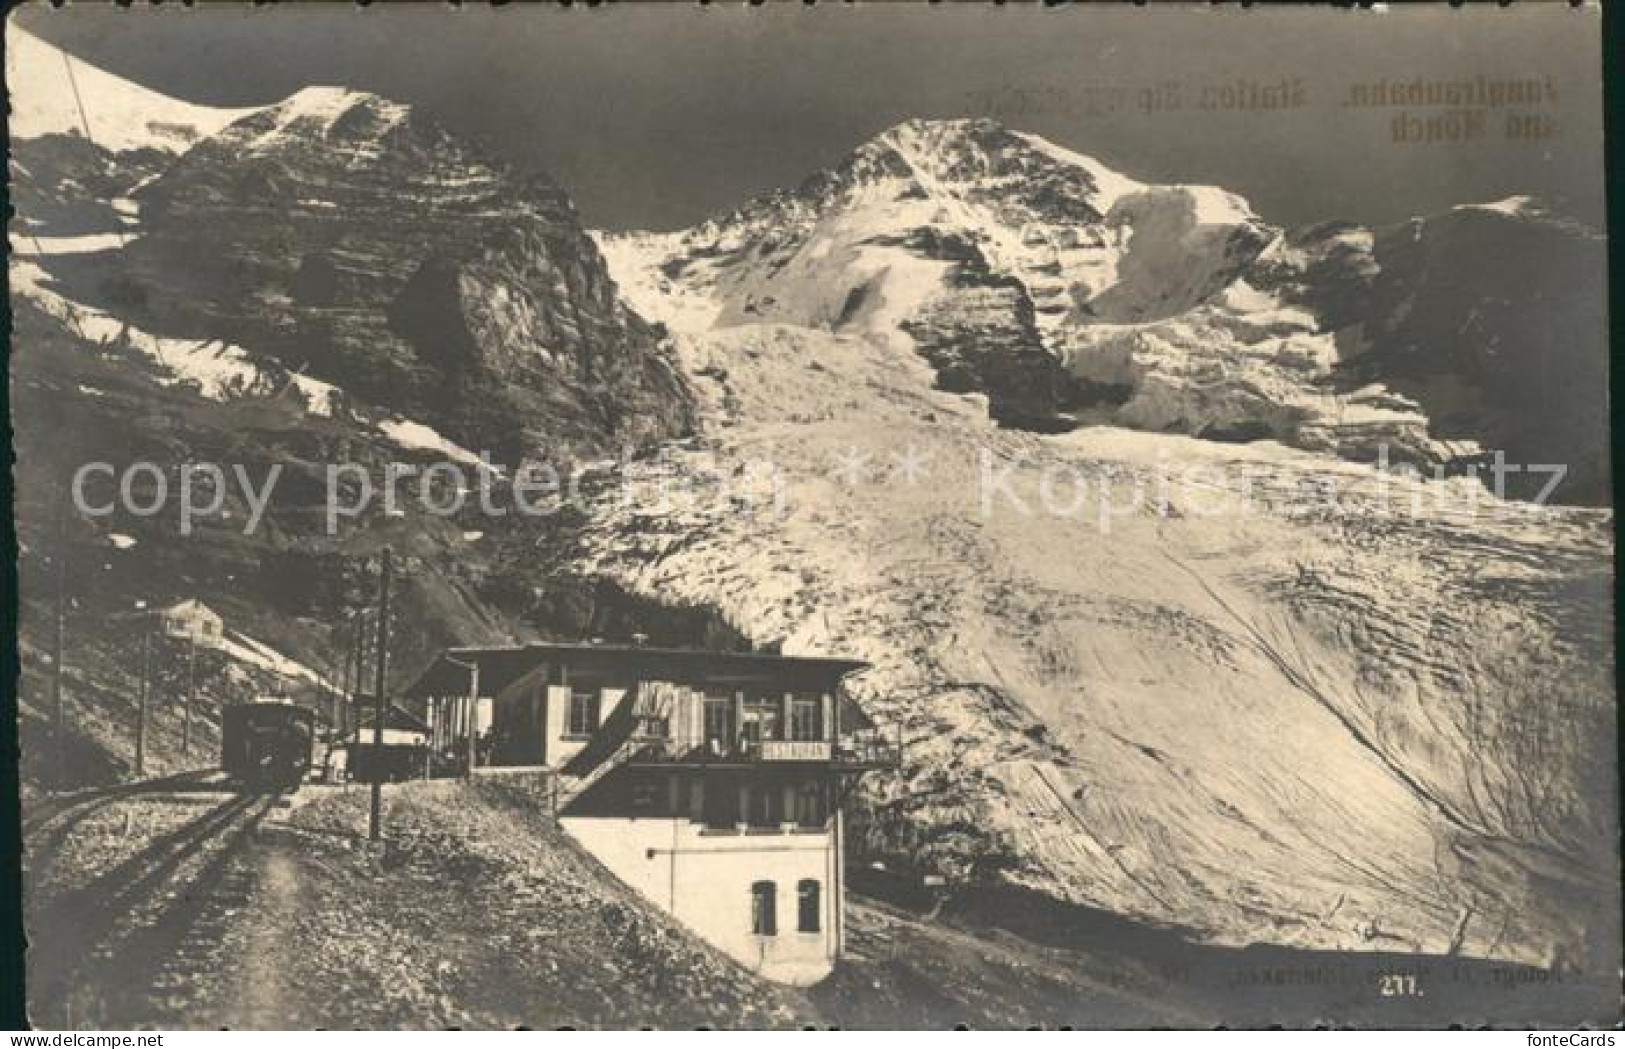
[348,609,369,740]
[368,549,392,842]
[50,503,68,784]
[339,619,353,742]
[134,626,150,778]
[466,662,479,778]
[182,634,196,758]
[327,649,340,746]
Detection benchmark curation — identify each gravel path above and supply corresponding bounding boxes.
[39,775,1570,1029]
[27,777,812,1028]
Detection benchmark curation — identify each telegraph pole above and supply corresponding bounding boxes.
[348,608,369,740]
[134,626,150,778]
[182,634,196,758]
[465,661,479,778]
[50,502,68,783]
[327,648,341,745]
[368,549,392,842]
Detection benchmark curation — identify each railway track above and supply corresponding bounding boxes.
[23,772,287,1028]
[23,768,225,838]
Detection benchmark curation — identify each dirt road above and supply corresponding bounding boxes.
[25,778,810,1028]
[25,777,1197,1029]
[31,777,1591,1029]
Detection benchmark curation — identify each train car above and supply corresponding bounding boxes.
[220,701,316,791]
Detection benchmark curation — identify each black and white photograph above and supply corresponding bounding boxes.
[4,2,1618,1032]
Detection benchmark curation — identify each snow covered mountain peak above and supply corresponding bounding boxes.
[248,86,410,139]
[264,85,398,124]
[601,118,1602,494]
[601,116,1276,428]
[865,117,1147,217]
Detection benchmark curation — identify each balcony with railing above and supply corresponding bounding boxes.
[626,723,900,771]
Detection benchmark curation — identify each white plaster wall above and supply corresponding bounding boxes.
[562,815,839,986]
[544,685,583,767]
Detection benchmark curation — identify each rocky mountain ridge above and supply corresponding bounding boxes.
[602,118,1605,501]
[13,28,694,468]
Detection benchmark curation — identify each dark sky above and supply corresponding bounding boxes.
[13,3,1605,233]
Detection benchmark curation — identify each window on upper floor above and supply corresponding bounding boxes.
[631,779,659,811]
[741,695,781,745]
[703,693,734,750]
[794,781,826,828]
[790,694,823,741]
[567,690,598,737]
[751,880,777,936]
[702,777,737,829]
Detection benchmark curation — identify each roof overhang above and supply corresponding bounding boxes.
[403,643,869,700]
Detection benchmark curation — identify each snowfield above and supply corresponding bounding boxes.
[589,126,1616,967]
[6,25,261,154]
[581,317,1613,968]
[12,258,502,470]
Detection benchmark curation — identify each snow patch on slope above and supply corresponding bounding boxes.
[378,418,495,473]
[219,630,338,691]
[13,260,340,410]
[6,25,260,153]
[1013,131,1144,211]
[1455,195,1538,218]
[241,87,411,157]
[12,258,496,465]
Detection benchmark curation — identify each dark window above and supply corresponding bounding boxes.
[751,881,777,936]
[798,879,821,933]
[745,784,781,828]
[567,690,598,737]
[741,695,781,745]
[791,694,823,741]
[703,778,737,829]
[794,782,825,828]
[703,693,734,750]
[631,780,658,811]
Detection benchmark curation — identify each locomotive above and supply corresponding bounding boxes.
[220,701,316,791]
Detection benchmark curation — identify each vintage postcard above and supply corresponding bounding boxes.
[6,2,1617,1032]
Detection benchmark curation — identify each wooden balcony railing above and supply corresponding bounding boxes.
[628,725,901,769]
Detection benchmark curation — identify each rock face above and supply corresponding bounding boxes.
[117,87,692,464]
[604,119,1605,503]
[1255,199,1609,502]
